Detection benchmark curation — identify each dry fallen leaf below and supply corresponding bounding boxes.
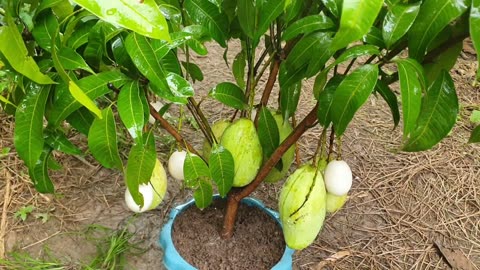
[434,241,475,270]
[315,250,351,269]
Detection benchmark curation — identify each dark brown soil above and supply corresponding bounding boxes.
[172,199,285,270]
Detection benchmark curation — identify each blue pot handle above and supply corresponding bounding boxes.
[159,196,294,270]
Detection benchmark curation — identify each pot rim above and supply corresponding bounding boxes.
[159,195,295,270]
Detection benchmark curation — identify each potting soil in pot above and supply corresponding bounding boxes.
[172,199,285,269]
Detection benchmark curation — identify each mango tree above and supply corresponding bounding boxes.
[1,0,479,249]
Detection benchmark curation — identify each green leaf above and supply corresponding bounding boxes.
[396,59,423,139]
[332,45,381,68]
[68,81,102,119]
[280,81,302,122]
[317,76,343,127]
[470,110,480,124]
[232,50,246,90]
[14,83,50,168]
[283,14,335,41]
[237,0,257,39]
[331,64,378,136]
[126,131,157,207]
[125,33,185,104]
[88,107,123,169]
[286,32,332,72]
[49,71,129,126]
[71,0,170,41]
[209,82,248,109]
[118,80,145,142]
[184,0,228,47]
[279,62,306,89]
[36,0,66,16]
[0,20,55,84]
[363,26,386,48]
[32,11,59,52]
[58,47,94,74]
[161,51,182,75]
[44,129,83,155]
[256,0,287,41]
[321,0,340,17]
[424,41,462,84]
[469,125,480,143]
[257,107,280,159]
[375,79,400,128]
[382,2,421,49]
[165,72,195,100]
[187,39,208,56]
[403,71,458,151]
[209,144,234,197]
[471,0,480,81]
[183,153,210,188]
[331,0,384,51]
[193,179,213,209]
[66,20,97,49]
[408,0,469,61]
[83,22,121,69]
[181,62,204,82]
[66,107,94,135]
[396,58,427,91]
[29,147,55,193]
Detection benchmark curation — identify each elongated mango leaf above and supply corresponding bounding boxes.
[280,81,302,122]
[363,26,386,48]
[49,71,129,126]
[32,11,59,52]
[166,72,195,99]
[255,0,286,41]
[184,153,210,188]
[469,125,480,143]
[126,131,157,207]
[283,14,335,41]
[232,50,246,89]
[396,59,423,139]
[383,2,421,49]
[257,107,280,159]
[184,0,228,47]
[14,83,51,168]
[118,80,145,142]
[72,0,170,41]
[36,0,65,16]
[194,179,213,209]
[44,129,83,155]
[331,65,378,136]
[181,61,204,82]
[68,81,102,119]
[161,51,182,75]
[237,0,257,39]
[403,71,458,151]
[29,147,55,193]
[317,76,344,127]
[375,79,400,128]
[424,41,462,84]
[286,32,332,72]
[330,45,380,69]
[88,107,122,169]
[209,82,248,109]
[472,0,480,80]
[397,58,427,91]
[408,0,469,61]
[279,62,306,89]
[66,20,97,49]
[58,47,94,74]
[209,144,234,197]
[331,0,383,52]
[66,107,94,135]
[322,0,340,17]
[0,19,55,84]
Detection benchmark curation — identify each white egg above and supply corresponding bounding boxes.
[168,150,187,180]
[125,184,155,213]
[323,160,352,196]
[149,101,164,124]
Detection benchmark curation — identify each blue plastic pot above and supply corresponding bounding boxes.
[159,195,295,270]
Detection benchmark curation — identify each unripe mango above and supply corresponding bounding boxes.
[326,193,347,213]
[203,120,231,161]
[221,118,263,187]
[265,113,295,183]
[279,164,326,250]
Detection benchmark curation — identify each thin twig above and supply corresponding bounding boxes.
[0,168,12,259]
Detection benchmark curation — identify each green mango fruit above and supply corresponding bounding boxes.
[279,164,327,250]
[221,118,263,187]
[203,119,231,161]
[326,193,347,213]
[265,112,295,183]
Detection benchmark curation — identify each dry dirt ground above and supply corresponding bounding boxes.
[0,41,479,270]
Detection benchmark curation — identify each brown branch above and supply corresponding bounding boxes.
[149,104,199,156]
[222,103,319,238]
[254,59,280,125]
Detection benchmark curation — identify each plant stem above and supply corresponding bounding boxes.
[254,59,280,125]
[148,104,199,155]
[327,127,335,162]
[221,103,319,238]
